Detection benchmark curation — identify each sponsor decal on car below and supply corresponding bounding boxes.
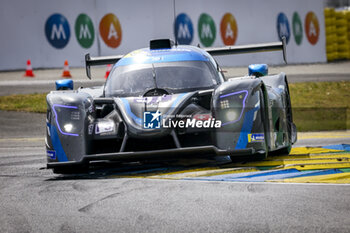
[88,124,94,135]
[143,111,221,129]
[144,111,162,129]
[163,118,221,129]
[134,95,172,104]
[47,150,56,160]
[248,133,265,142]
[95,121,115,134]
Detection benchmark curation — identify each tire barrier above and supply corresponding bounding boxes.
[324,8,350,61]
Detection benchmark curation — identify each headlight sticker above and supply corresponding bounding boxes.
[71,111,80,120]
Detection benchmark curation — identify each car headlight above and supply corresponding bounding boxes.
[52,104,82,136]
[63,123,74,132]
[218,90,248,126]
[225,110,239,121]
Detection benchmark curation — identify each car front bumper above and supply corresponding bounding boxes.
[47,145,257,168]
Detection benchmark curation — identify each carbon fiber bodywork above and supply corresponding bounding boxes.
[46,40,296,173]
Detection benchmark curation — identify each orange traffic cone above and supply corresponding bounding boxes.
[24,59,35,77]
[104,64,112,79]
[62,60,72,78]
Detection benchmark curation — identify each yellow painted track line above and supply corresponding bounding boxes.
[290,147,343,155]
[148,166,219,178]
[268,153,350,160]
[268,172,350,184]
[148,167,259,179]
[111,154,350,180]
[230,157,350,167]
[110,167,259,179]
[199,168,259,177]
[308,154,350,159]
[280,162,350,170]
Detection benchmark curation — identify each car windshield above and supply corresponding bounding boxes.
[105,61,219,97]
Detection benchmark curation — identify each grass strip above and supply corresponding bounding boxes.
[0,93,47,113]
[289,81,350,131]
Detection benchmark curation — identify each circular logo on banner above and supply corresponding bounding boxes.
[174,13,194,45]
[305,11,319,45]
[198,13,216,47]
[276,13,290,44]
[220,13,238,46]
[99,13,122,48]
[75,14,94,49]
[45,14,70,49]
[292,12,303,45]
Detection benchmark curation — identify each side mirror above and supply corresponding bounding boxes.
[56,79,74,90]
[248,64,268,77]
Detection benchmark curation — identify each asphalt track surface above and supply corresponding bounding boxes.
[0,115,350,232]
[1,63,350,232]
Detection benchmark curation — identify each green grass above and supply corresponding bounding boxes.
[289,81,350,108]
[289,81,350,131]
[0,81,349,131]
[0,93,47,113]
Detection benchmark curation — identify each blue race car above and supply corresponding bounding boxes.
[46,38,296,173]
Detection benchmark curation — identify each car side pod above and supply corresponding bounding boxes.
[248,64,268,77]
[56,79,74,90]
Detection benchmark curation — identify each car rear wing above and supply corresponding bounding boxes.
[85,54,123,79]
[85,37,287,79]
[205,36,287,63]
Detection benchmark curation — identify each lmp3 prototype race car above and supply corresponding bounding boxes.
[46,38,297,173]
